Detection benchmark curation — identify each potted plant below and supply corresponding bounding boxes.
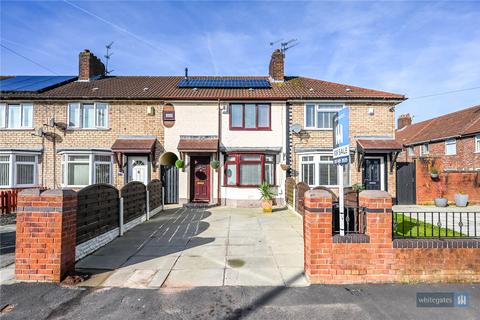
[454,191,469,207]
[175,159,185,169]
[258,181,275,213]
[433,182,448,207]
[210,160,219,170]
[352,183,365,193]
[430,166,439,179]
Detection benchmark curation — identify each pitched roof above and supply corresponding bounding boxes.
[396,104,480,145]
[0,75,405,101]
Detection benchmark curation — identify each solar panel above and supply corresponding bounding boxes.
[0,76,77,92]
[178,79,271,88]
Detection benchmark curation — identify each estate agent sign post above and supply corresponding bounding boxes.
[333,107,349,236]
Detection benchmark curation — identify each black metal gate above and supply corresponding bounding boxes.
[396,161,416,205]
[161,165,179,204]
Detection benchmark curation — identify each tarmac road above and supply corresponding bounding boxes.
[0,282,478,320]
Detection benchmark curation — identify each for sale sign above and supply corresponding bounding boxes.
[333,108,349,165]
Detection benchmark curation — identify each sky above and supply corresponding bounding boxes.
[1,0,479,123]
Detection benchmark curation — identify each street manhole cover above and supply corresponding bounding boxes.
[227,259,245,268]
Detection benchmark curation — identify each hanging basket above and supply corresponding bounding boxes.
[280,163,290,171]
[175,159,185,169]
[210,160,219,170]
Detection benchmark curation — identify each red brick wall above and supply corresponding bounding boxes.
[15,189,77,282]
[304,190,480,284]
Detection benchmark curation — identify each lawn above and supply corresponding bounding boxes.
[393,213,465,238]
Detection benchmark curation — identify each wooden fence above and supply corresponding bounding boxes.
[76,184,120,245]
[0,190,19,215]
[147,179,162,211]
[120,181,147,223]
[285,177,295,207]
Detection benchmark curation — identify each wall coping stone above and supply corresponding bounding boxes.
[305,189,332,199]
[42,189,77,197]
[359,190,392,199]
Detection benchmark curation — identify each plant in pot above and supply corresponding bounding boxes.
[258,181,275,213]
[433,182,448,207]
[454,191,469,207]
[352,183,365,193]
[430,166,439,179]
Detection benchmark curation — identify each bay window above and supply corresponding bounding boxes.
[304,104,343,130]
[229,103,271,130]
[300,153,350,187]
[61,152,112,187]
[68,102,108,129]
[0,103,33,129]
[224,153,275,186]
[0,153,38,188]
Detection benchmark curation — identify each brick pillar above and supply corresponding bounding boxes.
[15,189,77,282]
[303,189,333,283]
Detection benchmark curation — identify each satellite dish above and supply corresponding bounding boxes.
[49,118,55,127]
[291,123,302,134]
[37,127,44,136]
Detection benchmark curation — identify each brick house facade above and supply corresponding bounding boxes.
[1,49,404,206]
[396,105,480,204]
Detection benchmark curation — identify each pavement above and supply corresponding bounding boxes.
[0,282,478,319]
[0,223,15,284]
[75,205,307,288]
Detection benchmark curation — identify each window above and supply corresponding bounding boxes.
[61,153,112,187]
[421,143,429,155]
[476,135,480,153]
[0,103,33,129]
[224,153,276,186]
[229,103,271,130]
[445,138,456,155]
[0,153,38,188]
[299,153,350,187]
[407,146,414,156]
[163,110,175,121]
[68,102,108,129]
[304,104,343,129]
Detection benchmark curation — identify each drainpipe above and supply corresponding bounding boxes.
[285,101,291,177]
[217,99,222,206]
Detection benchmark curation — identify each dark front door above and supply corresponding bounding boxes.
[191,156,210,202]
[396,161,416,204]
[364,158,381,190]
[161,165,179,204]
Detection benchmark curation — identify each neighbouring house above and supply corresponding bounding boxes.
[396,105,480,204]
[0,48,405,207]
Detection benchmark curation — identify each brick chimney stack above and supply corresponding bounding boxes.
[269,49,284,82]
[78,49,105,81]
[397,114,412,130]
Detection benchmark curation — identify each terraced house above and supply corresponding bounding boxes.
[0,49,405,206]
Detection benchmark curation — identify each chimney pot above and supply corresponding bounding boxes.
[397,113,412,130]
[269,49,284,82]
[78,50,105,81]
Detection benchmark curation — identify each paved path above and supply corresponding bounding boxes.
[76,206,307,288]
[1,282,478,320]
[0,224,16,284]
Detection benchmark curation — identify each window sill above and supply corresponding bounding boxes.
[302,128,334,131]
[0,184,39,189]
[229,128,272,131]
[66,128,111,131]
[223,185,278,188]
[0,128,34,131]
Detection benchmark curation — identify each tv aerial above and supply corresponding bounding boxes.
[270,38,299,57]
[105,41,114,75]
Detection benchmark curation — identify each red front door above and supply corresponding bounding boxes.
[191,156,210,202]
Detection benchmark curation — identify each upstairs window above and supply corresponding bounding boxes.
[68,102,108,129]
[407,146,415,156]
[0,153,38,188]
[224,153,275,186]
[445,138,456,155]
[229,103,271,130]
[476,135,480,153]
[421,143,429,156]
[0,103,33,129]
[304,104,343,130]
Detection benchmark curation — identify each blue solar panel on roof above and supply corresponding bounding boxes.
[0,76,77,92]
[178,79,271,88]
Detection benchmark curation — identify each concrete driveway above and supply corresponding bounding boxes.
[76,206,307,288]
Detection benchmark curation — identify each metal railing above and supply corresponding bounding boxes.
[393,211,480,239]
[333,203,367,235]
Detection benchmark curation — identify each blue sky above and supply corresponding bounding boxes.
[1,1,479,123]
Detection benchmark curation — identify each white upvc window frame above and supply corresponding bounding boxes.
[60,151,113,188]
[445,138,457,155]
[476,135,480,153]
[407,146,415,156]
[0,152,39,188]
[304,103,344,130]
[421,143,429,156]
[299,152,351,188]
[0,103,34,129]
[67,102,109,130]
